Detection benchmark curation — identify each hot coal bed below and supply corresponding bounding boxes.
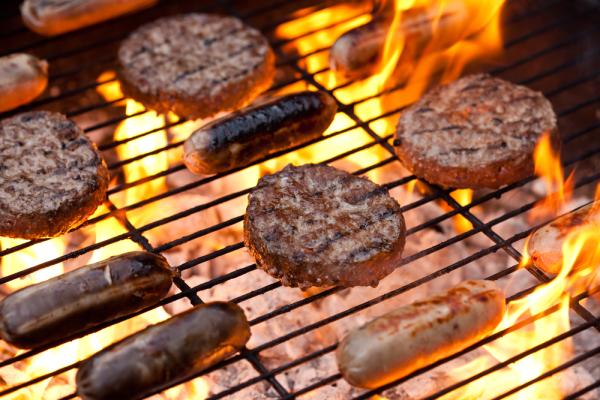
[0,0,599,399]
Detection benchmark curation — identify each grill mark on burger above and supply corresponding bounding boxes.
[249,185,389,219]
[316,208,401,257]
[172,42,255,83]
[412,125,464,135]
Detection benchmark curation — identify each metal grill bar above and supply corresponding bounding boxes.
[0,0,599,399]
[564,379,600,400]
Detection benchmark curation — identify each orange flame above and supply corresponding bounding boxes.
[529,132,575,222]
[95,71,210,398]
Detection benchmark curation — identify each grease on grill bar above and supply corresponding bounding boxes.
[0,0,599,399]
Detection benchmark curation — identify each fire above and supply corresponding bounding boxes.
[444,136,599,398]
[94,71,210,398]
[96,71,169,226]
[0,237,66,292]
[335,0,506,136]
[272,5,386,181]
[451,189,474,233]
[529,131,575,222]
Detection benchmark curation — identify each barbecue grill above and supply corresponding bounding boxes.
[1,0,599,399]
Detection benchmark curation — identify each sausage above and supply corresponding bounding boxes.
[336,280,505,388]
[21,0,158,36]
[0,251,173,349]
[0,53,48,112]
[329,4,465,79]
[76,301,250,400]
[529,200,600,274]
[329,17,390,80]
[183,91,337,175]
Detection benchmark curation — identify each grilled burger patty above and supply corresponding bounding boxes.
[0,111,109,239]
[117,13,275,119]
[244,164,406,288]
[394,73,557,189]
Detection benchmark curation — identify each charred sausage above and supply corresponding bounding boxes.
[0,53,47,112]
[183,91,337,175]
[329,4,464,79]
[21,0,158,36]
[76,301,250,400]
[336,280,505,388]
[0,251,173,349]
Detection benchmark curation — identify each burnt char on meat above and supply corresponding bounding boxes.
[183,90,337,175]
[244,164,406,289]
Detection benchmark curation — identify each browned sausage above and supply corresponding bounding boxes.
[329,4,465,80]
[0,53,47,112]
[529,200,600,274]
[183,91,337,175]
[21,0,158,36]
[76,301,250,400]
[0,251,173,349]
[336,280,505,388]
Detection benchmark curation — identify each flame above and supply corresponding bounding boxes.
[0,237,66,292]
[94,72,210,398]
[451,189,474,233]
[335,0,506,136]
[445,139,599,399]
[0,71,209,398]
[96,71,169,227]
[529,132,575,222]
[275,4,372,75]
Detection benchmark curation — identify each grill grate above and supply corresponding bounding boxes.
[1,0,600,399]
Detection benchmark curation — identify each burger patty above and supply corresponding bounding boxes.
[0,111,109,239]
[117,13,275,119]
[394,73,557,189]
[244,164,406,288]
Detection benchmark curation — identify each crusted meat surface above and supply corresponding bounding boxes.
[117,13,275,119]
[0,111,109,239]
[395,73,557,189]
[244,164,406,288]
